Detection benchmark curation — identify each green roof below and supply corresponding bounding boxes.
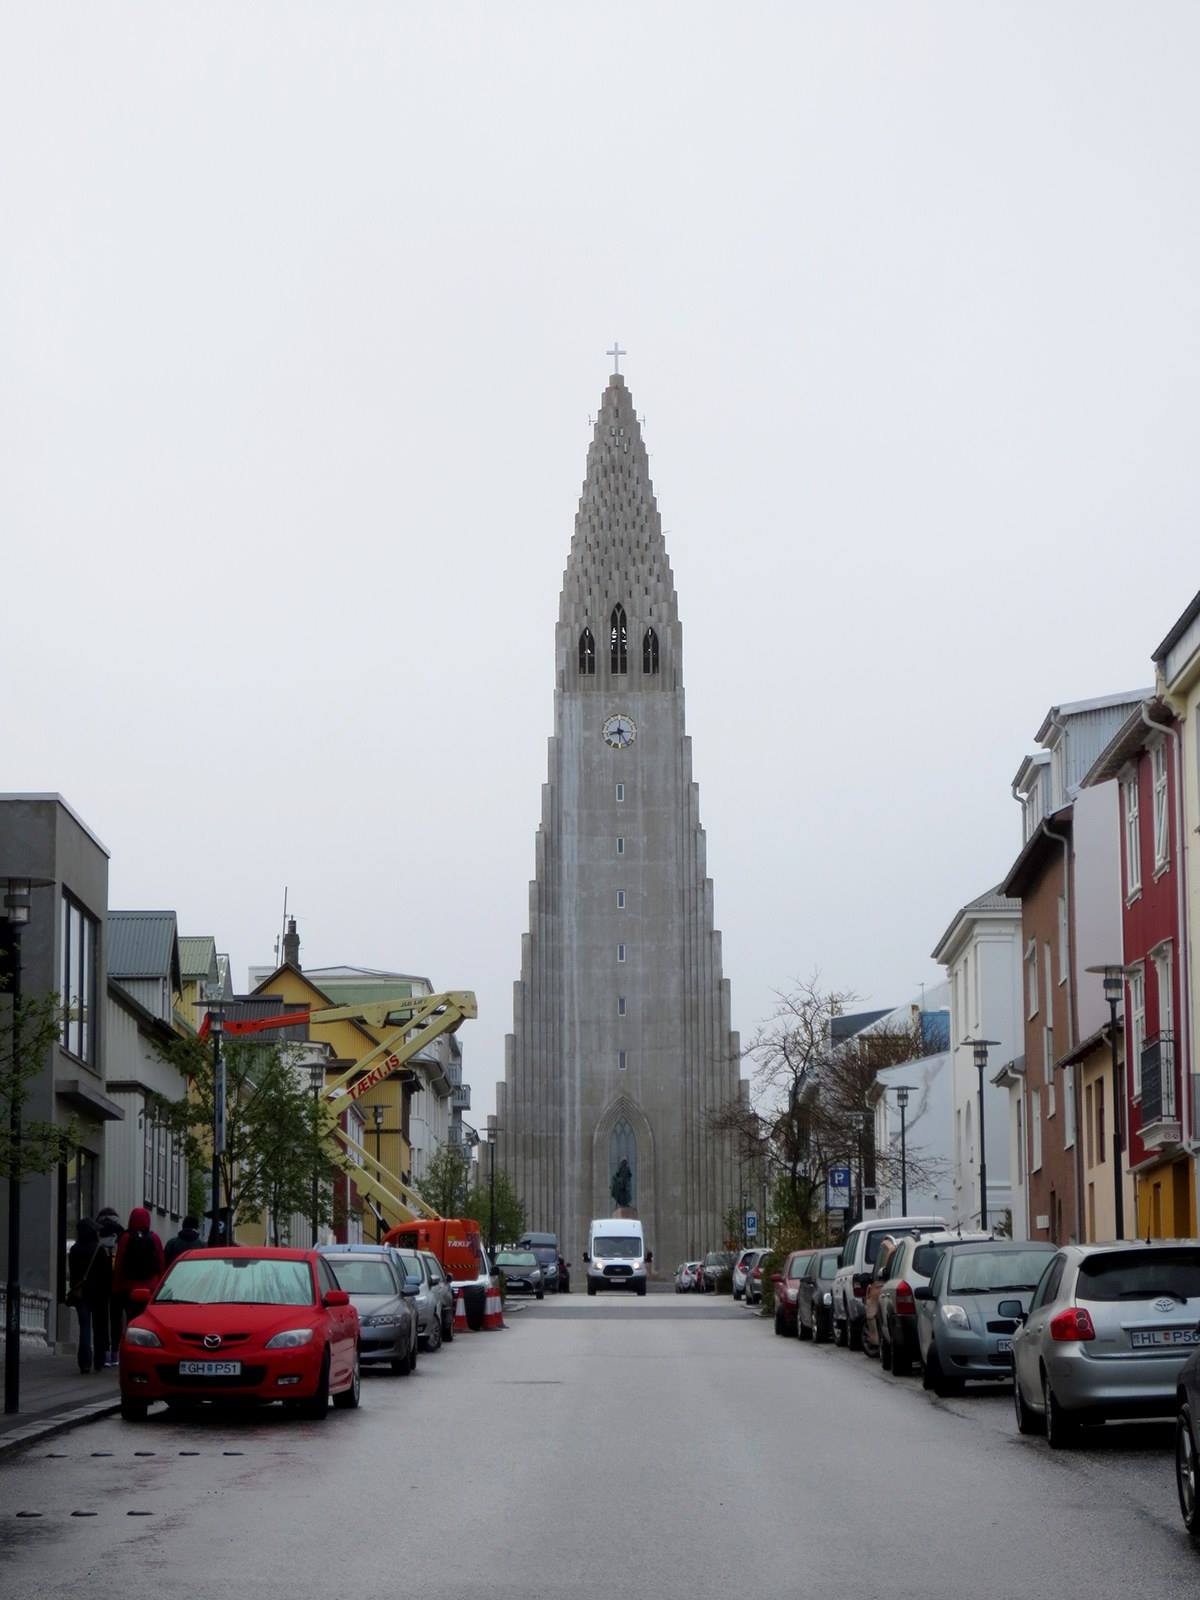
[178,935,218,983]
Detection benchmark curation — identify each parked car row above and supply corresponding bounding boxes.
[752,1217,1200,1541]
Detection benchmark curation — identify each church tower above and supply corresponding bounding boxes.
[495,364,741,1274]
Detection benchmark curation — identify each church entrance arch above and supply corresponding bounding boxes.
[592,1098,656,1247]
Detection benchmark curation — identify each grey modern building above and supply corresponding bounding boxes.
[0,794,120,1343]
[495,370,742,1272]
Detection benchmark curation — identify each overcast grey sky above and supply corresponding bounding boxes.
[4,5,1199,1118]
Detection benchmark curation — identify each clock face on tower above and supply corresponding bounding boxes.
[602,713,637,749]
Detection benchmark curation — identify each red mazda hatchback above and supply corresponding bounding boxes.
[119,1247,360,1421]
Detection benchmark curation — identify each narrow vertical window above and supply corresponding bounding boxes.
[615,784,625,802]
[617,944,626,963]
[618,1050,627,1071]
[617,836,625,854]
[616,890,626,909]
[617,997,626,1016]
[1152,744,1169,870]
[610,604,628,673]
[1124,775,1142,896]
[578,627,596,676]
[642,626,659,674]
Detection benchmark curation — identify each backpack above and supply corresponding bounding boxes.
[123,1230,158,1281]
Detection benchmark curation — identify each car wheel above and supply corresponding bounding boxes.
[1013,1368,1043,1436]
[798,1315,813,1343]
[536,1288,544,1301]
[835,1315,848,1348]
[733,1288,743,1301]
[774,1309,786,1336]
[848,1317,863,1353]
[391,1334,415,1376]
[298,1351,331,1420]
[814,1311,831,1345]
[424,1315,442,1353]
[922,1342,950,1395]
[442,1309,454,1343]
[636,1282,646,1297]
[880,1331,892,1372]
[119,1396,148,1422]
[1177,1404,1200,1536]
[1042,1371,1079,1449]
[587,1281,596,1297]
[890,1322,912,1378]
[332,1351,361,1410]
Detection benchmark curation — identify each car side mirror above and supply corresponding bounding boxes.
[323,1289,350,1308]
[912,1285,932,1301]
[130,1285,151,1307]
[996,1298,1026,1322]
[401,1284,420,1298]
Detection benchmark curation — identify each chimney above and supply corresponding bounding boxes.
[282,917,301,970]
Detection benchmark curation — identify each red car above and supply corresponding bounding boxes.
[119,1246,360,1422]
[771,1250,816,1336]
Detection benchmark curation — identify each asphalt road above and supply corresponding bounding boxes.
[1,1294,1196,1598]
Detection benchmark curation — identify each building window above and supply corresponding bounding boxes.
[143,1108,154,1205]
[1031,1090,1042,1171]
[1045,1029,1055,1116]
[618,1050,627,1071]
[156,1123,168,1212]
[1124,775,1142,896]
[617,836,625,855]
[1152,744,1170,871]
[617,944,626,963]
[616,890,626,909]
[617,997,626,1016]
[1025,939,1038,1019]
[169,1137,182,1216]
[1128,967,1146,1095]
[1064,1063,1076,1148]
[578,628,596,676]
[1085,1083,1094,1166]
[1057,897,1068,983]
[615,784,625,803]
[963,954,971,1028]
[60,892,98,1064]
[1015,1096,1024,1184]
[1155,947,1174,1045]
[1096,1076,1106,1164]
[610,604,628,674]
[642,627,659,674]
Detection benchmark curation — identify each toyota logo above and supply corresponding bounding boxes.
[202,1333,222,1349]
[1154,1297,1177,1313]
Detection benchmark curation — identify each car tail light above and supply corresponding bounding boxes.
[852,1280,864,1299]
[1050,1307,1095,1342]
[895,1281,915,1316]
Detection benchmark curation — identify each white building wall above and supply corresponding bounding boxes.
[873,1051,953,1221]
[103,991,189,1238]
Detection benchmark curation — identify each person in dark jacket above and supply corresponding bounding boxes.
[113,1206,165,1319]
[164,1215,202,1267]
[67,1218,114,1373]
[96,1207,125,1367]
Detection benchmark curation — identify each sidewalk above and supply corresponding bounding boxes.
[0,1341,121,1455]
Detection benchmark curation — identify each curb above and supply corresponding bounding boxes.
[0,1397,124,1459]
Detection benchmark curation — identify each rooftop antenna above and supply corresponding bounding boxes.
[274,886,288,967]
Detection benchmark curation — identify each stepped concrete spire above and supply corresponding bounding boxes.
[496,370,742,1274]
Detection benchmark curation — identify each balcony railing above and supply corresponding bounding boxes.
[451,1083,471,1111]
[1140,1032,1176,1125]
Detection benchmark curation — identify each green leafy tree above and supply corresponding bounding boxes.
[465,1168,526,1248]
[0,981,77,1180]
[419,1142,471,1216]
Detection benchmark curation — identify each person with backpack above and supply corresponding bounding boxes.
[67,1218,114,1373]
[96,1207,125,1367]
[164,1215,202,1267]
[113,1206,165,1320]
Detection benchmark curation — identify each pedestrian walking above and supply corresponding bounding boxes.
[96,1206,125,1367]
[66,1218,113,1373]
[113,1206,165,1320]
[164,1214,202,1267]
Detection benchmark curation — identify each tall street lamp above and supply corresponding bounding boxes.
[206,1004,227,1246]
[373,1105,385,1242]
[309,1058,325,1246]
[893,1086,916,1215]
[962,1039,1000,1230]
[485,1124,502,1258]
[1087,965,1125,1240]
[2,876,52,1417]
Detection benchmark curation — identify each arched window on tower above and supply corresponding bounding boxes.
[610,605,628,674]
[610,1117,636,1208]
[578,628,595,676]
[642,627,659,674]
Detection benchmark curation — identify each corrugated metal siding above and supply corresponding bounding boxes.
[178,935,217,984]
[1065,702,1145,793]
[108,911,177,979]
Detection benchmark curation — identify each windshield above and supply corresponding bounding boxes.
[1077,1248,1200,1302]
[326,1258,397,1296]
[947,1249,1055,1293]
[788,1255,814,1279]
[496,1252,538,1267]
[819,1255,838,1281]
[157,1257,314,1306]
[520,1235,557,1249]
[593,1236,641,1259]
[705,1252,734,1268]
[528,1246,558,1266]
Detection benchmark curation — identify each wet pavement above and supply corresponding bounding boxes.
[0,1294,1196,1598]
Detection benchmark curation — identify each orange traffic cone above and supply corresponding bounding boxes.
[453,1287,469,1333]
[482,1283,504,1331]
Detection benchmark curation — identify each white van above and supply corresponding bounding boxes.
[584,1218,649,1297]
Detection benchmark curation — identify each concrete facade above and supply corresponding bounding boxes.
[496,372,741,1272]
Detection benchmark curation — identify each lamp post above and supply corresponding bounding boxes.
[309,1058,325,1246]
[893,1086,916,1215]
[485,1124,500,1258]
[2,876,51,1417]
[962,1039,1000,1230]
[1087,965,1125,1240]
[373,1105,384,1242]
[205,1004,226,1246]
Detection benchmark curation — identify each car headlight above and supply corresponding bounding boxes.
[265,1327,316,1348]
[361,1314,404,1328]
[822,1292,833,1306]
[941,1304,970,1330]
[123,1326,161,1348]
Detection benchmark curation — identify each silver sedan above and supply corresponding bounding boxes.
[1010,1240,1200,1448]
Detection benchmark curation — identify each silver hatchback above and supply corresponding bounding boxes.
[1010,1240,1200,1448]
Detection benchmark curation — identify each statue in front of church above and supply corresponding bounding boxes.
[611,1158,633,1209]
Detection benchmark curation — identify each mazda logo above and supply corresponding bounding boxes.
[202,1334,222,1349]
[1154,1297,1177,1313]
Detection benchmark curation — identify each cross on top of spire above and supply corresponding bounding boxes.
[607,340,626,375]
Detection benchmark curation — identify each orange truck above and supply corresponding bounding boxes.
[383,1217,494,1330]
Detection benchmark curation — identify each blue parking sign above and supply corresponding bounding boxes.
[827,1166,851,1209]
[745,1211,758,1238]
